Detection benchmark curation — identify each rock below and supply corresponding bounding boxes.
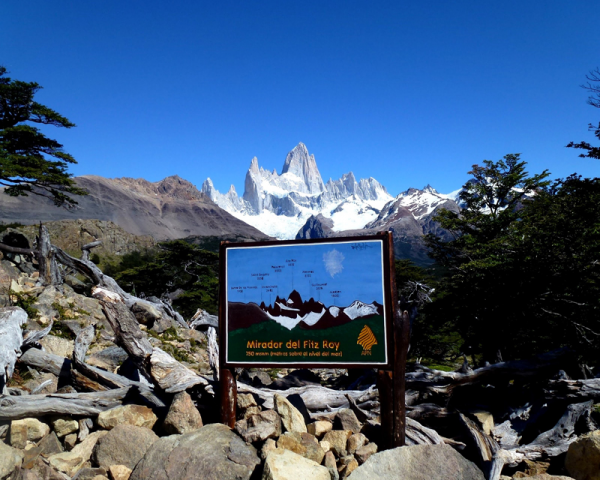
[96,405,157,430]
[261,438,278,460]
[24,372,58,394]
[274,394,307,433]
[355,443,377,464]
[565,430,600,480]
[277,432,325,464]
[130,423,260,480]
[323,430,352,457]
[521,476,575,480]
[236,409,282,443]
[64,433,78,450]
[109,465,133,480]
[237,393,258,410]
[243,406,262,419]
[471,411,494,436]
[512,459,550,478]
[40,335,74,359]
[347,433,367,455]
[51,416,79,437]
[324,451,339,480]
[92,424,158,470]
[72,467,108,480]
[39,431,64,457]
[320,440,331,453]
[91,476,109,480]
[16,457,66,480]
[0,440,23,480]
[262,448,330,480]
[347,444,485,480]
[79,418,93,442]
[48,430,108,477]
[340,455,359,478]
[334,409,362,434]
[307,420,333,438]
[131,302,161,326]
[162,391,203,434]
[86,346,128,371]
[11,418,50,447]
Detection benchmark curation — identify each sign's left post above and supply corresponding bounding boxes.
[219,241,237,427]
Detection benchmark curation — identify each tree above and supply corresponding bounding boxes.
[425,154,550,363]
[567,67,600,160]
[0,66,86,206]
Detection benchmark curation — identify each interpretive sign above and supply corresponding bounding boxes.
[219,233,394,369]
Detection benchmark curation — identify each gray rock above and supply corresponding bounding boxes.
[162,391,203,435]
[235,409,282,443]
[262,448,330,480]
[276,432,325,464]
[92,424,158,470]
[96,404,157,430]
[0,440,23,480]
[274,394,307,433]
[347,444,485,480]
[72,467,109,480]
[130,423,260,480]
[334,409,362,434]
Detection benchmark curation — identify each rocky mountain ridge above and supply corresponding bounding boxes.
[0,175,270,243]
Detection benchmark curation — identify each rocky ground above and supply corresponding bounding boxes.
[0,241,599,480]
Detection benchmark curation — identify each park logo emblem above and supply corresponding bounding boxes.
[357,325,377,351]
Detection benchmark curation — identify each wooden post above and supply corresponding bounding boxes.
[393,309,410,447]
[220,368,237,428]
[377,369,394,450]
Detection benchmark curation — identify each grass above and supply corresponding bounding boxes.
[10,290,39,319]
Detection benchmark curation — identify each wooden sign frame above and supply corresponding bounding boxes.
[218,231,410,449]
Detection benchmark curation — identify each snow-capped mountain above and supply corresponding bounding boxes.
[201,143,393,239]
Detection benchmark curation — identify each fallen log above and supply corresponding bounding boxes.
[405,348,573,396]
[0,387,132,420]
[406,417,444,446]
[18,348,72,379]
[0,307,27,393]
[149,348,211,394]
[189,309,218,330]
[546,378,600,401]
[22,319,54,348]
[237,382,378,411]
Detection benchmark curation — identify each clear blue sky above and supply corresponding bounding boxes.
[1,1,599,196]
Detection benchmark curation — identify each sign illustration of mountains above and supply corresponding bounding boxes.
[223,238,389,365]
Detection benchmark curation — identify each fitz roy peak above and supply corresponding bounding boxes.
[201,143,393,239]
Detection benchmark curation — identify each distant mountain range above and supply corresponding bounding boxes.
[0,142,462,265]
[228,289,383,332]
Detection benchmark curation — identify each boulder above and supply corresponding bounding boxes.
[10,418,50,447]
[262,448,330,480]
[276,432,325,464]
[334,409,362,434]
[347,433,368,454]
[274,394,307,433]
[565,430,600,480]
[96,405,157,430]
[0,440,23,480]
[323,430,352,457]
[339,455,359,478]
[347,444,485,480]
[235,409,282,443]
[92,424,158,470]
[50,416,79,438]
[130,424,260,480]
[109,465,133,480]
[48,430,108,477]
[324,451,339,480]
[71,467,108,480]
[38,431,64,457]
[354,442,377,464]
[40,335,74,359]
[64,433,78,450]
[162,391,203,434]
[307,420,333,438]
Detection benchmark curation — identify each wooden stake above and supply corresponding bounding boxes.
[377,369,394,450]
[220,368,237,428]
[393,309,410,447]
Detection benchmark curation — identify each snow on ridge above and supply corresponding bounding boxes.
[265,308,326,330]
[276,302,299,312]
[344,301,379,320]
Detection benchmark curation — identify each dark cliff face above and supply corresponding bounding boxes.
[295,214,334,240]
[0,175,272,242]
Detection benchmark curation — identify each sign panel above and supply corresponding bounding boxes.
[220,234,394,368]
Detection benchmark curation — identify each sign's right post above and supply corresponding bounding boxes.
[377,231,411,449]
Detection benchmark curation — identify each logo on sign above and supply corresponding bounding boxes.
[357,325,377,351]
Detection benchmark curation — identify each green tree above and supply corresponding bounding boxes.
[425,154,550,363]
[567,67,600,160]
[0,66,86,206]
[112,241,220,318]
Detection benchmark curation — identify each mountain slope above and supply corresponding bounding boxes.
[0,175,271,241]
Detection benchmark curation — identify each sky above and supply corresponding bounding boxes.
[1,1,599,197]
[226,240,385,307]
